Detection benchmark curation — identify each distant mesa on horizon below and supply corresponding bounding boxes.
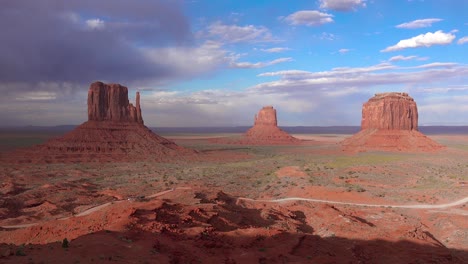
[342,92,444,152]
[211,106,301,145]
[2,81,191,163]
[244,106,299,143]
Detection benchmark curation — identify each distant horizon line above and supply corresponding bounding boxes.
[1,125,468,128]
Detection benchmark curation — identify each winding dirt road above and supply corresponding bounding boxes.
[1,187,467,229]
[237,196,468,209]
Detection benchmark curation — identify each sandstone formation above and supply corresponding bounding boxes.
[361,93,417,131]
[342,93,443,152]
[253,106,278,126]
[88,82,143,124]
[244,106,299,142]
[212,106,299,145]
[4,82,192,163]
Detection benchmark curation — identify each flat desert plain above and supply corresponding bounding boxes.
[0,131,467,263]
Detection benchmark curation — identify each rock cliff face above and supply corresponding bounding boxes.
[361,93,417,131]
[254,106,278,126]
[87,82,143,124]
[342,93,443,152]
[4,82,192,163]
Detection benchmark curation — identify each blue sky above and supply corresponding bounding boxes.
[1,0,467,126]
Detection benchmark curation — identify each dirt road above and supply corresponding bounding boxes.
[2,187,466,229]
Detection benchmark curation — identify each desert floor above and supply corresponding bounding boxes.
[0,132,467,263]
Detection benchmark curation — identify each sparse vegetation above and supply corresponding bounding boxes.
[62,238,69,248]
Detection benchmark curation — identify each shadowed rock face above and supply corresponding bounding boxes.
[87,82,143,124]
[342,92,443,152]
[361,93,417,131]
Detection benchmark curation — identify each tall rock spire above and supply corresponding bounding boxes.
[136,91,143,124]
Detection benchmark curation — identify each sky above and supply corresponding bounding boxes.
[1,0,467,127]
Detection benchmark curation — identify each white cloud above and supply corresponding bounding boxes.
[208,21,276,43]
[318,32,337,40]
[253,62,468,93]
[285,10,334,26]
[260,47,291,53]
[319,0,366,11]
[412,62,457,69]
[85,18,105,30]
[15,91,57,101]
[457,36,468,45]
[396,18,443,29]
[230,57,293,69]
[414,86,468,93]
[388,55,417,61]
[338,48,350,54]
[418,96,468,125]
[144,41,229,78]
[258,63,396,78]
[381,30,456,52]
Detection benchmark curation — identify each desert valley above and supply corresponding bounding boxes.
[1,1,467,263]
[0,82,467,263]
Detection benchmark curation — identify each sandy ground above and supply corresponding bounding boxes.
[0,133,467,263]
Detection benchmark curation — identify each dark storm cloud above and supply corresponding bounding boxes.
[0,0,191,86]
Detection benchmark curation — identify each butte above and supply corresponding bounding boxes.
[3,81,192,163]
[341,92,444,152]
[238,106,300,145]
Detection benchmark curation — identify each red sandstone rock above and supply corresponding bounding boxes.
[254,106,277,126]
[87,82,143,124]
[211,106,299,145]
[342,93,444,152]
[3,82,193,163]
[361,93,417,131]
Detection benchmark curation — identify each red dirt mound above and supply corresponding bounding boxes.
[342,93,444,152]
[2,82,194,163]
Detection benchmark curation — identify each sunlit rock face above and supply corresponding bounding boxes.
[361,93,418,131]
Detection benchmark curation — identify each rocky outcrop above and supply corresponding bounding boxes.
[3,82,193,163]
[361,93,417,131]
[342,93,443,152]
[211,106,300,145]
[254,106,277,126]
[244,106,298,143]
[87,82,143,124]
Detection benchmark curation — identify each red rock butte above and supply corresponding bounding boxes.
[3,82,192,163]
[88,82,144,124]
[342,92,444,152]
[243,106,299,144]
